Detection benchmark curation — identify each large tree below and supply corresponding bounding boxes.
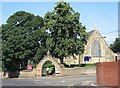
[110,37,120,53]
[2,2,88,70]
[43,2,87,63]
[2,11,46,70]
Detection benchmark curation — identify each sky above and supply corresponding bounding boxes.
[1,1,119,45]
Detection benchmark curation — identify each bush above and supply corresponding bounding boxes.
[43,64,55,68]
[63,63,80,68]
[80,64,86,67]
[80,63,96,67]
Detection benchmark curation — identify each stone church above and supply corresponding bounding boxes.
[63,29,115,65]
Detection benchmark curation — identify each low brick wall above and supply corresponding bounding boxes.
[2,67,96,78]
[19,71,35,78]
[2,70,35,78]
[61,67,96,76]
[96,61,120,87]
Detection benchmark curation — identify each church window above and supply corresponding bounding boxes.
[91,40,101,56]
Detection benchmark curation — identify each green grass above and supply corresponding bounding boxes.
[64,63,96,68]
[81,63,96,67]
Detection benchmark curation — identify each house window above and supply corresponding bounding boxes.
[91,40,101,56]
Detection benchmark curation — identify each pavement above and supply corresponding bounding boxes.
[2,75,96,86]
[1,75,113,88]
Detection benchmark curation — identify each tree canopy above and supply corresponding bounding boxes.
[2,11,46,70]
[44,2,87,63]
[110,37,120,53]
[2,2,87,70]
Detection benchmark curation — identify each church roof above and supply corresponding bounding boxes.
[87,30,96,38]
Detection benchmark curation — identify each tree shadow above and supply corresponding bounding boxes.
[8,70,20,78]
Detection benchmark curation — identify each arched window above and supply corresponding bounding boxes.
[91,40,101,56]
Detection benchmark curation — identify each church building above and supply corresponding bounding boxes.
[63,29,115,65]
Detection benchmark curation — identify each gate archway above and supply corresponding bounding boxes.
[42,60,55,76]
[35,53,62,77]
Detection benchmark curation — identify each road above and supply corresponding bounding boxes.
[2,75,96,86]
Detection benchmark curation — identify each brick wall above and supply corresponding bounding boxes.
[97,61,120,87]
[19,71,35,78]
[2,70,35,78]
[118,61,120,87]
[2,67,96,78]
[61,67,96,76]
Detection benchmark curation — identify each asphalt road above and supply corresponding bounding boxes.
[2,75,96,86]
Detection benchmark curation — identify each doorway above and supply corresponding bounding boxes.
[42,61,55,76]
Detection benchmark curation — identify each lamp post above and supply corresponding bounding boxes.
[98,36,106,62]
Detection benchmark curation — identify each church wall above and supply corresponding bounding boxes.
[51,30,115,65]
[63,55,80,65]
[81,30,115,64]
